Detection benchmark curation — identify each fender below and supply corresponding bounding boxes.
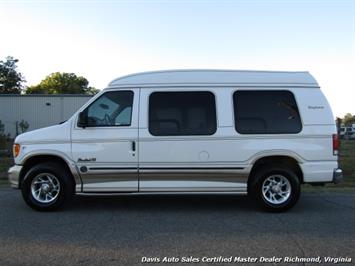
[20,149,82,192]
[246,149,305,165]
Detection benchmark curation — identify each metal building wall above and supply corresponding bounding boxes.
[0,95,92,137]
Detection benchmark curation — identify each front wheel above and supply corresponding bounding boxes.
[21,162,74,211]
[249,166,301,212]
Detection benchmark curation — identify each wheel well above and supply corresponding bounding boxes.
[19,155,74,188]
[248,156,303,186]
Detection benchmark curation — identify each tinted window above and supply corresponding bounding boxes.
[233,90,302,134]
[149,92,216,136]
[85,91,133,127]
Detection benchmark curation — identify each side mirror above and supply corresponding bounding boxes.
[77,111,88,128]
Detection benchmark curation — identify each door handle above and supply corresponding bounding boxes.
[131,141,136,152]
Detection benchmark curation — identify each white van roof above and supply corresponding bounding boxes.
[107,69,319,88]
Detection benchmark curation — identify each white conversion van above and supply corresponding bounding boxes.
[8,70,343,212]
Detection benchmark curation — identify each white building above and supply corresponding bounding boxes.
[0,94,92,137]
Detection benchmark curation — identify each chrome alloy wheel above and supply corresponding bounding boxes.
[30,173,60,204]
[262,174,291,205]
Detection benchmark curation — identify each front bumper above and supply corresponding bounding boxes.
[8,165,22,189]
[333,168,343,184]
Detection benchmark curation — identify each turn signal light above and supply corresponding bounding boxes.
[13,143,20,158]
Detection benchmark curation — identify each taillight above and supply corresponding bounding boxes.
[332,134,339,155]
[13,143,20,158]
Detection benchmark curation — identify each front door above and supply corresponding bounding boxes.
[72,89,139,192]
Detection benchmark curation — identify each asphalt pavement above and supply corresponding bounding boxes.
[0,187,354,266]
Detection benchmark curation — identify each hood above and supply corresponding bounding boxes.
[15,120,71,144]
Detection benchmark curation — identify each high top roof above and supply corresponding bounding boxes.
[107,69,319,88]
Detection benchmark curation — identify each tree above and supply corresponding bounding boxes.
[343,113,355,126]
[336,117,342,133]
[0,56,25,94]
[26,72,99,95]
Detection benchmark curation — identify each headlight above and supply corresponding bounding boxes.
[13,143,20,158]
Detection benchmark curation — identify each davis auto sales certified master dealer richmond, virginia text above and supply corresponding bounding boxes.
[141,256,352,264]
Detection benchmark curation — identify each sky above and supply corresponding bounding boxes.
[0,0,354,117]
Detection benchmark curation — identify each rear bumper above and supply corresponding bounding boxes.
[8,165,22,189]
[333,168,343,184]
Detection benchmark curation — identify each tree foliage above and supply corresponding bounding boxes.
[343,113,355,126]
[26,72,99,95]
[0,56,25,94]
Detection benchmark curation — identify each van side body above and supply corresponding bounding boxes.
[8,70,342,211]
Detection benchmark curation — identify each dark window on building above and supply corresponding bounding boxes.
[85,91,133,127]
[233,90,302,134]
[149,91,217,136]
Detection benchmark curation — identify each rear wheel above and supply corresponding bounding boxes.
[249,165,300,212]
[21,162,74,211]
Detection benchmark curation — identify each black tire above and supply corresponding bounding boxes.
[248,165,301,212]
[21,162,74,211]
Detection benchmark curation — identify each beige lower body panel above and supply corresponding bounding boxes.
[80,168,249,193]
[139,169,248,192]
[81,170,138,192]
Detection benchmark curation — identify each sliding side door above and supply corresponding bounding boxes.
[138,88,247,192]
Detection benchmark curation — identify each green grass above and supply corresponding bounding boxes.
[337,140,355,187]
[0,157,13,184]
[0,138,14,186]
[0,178,9,187]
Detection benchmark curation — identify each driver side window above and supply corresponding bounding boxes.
[86,91,133,127]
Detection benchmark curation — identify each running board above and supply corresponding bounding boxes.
[76,191,248,196]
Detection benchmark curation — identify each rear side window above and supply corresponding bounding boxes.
[149,91,217,136]
[233,90,302,134]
